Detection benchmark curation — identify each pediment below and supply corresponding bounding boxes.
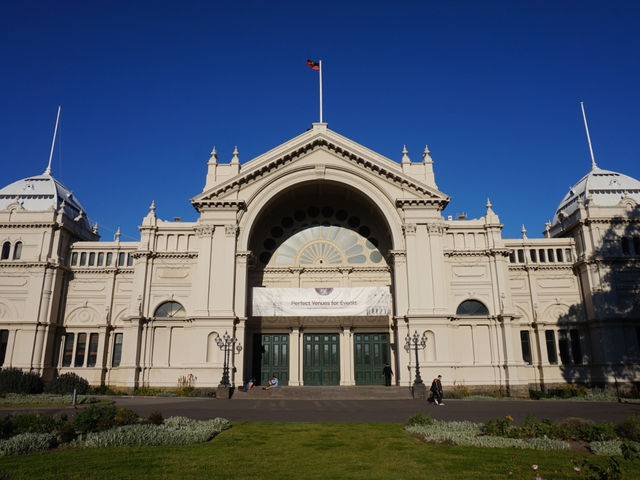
[191,124,450,210]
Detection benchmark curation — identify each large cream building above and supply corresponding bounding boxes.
[1,123,639,393]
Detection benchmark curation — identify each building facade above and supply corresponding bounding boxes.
[1,123,639,392]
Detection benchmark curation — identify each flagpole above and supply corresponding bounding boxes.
[319,60,323,123]
[45,105,61,175]
[580,101,597,170]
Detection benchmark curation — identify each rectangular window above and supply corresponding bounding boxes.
[75,333,86,367]
[570,329,582,364]
[0,330,8,366]
[87,333,99,367]
[509,251,516,263]
[558,329,571,364]
[529,249,537,262]
[127,253,134,266]
[517,249,524,263]
[80,252,87,266]
[565,248,572,262]
[112,333,123,367]
[62,333,74,367]
[97,252,104,266]
[106,252,113,266]
[71,252,78,266]
[545,330,558,364]
[547,248,555,262]
[539,249,546,262]
[88,252,95,266]
[556,248,564,262]
[118,252,125,266]
[520,330,532,364]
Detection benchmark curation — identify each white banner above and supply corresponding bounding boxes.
[251,287,390,317]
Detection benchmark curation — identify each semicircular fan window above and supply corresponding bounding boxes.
[269,225,381,266]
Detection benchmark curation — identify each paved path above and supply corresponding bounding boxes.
[3,397,639,424]
[67,397,640,424]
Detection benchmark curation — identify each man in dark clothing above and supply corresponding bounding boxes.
[382,363,393,386]
[430,375,444,405]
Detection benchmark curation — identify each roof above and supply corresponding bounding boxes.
[552,166,640,225]
[0,172,92,229]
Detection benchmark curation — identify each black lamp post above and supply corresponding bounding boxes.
[215,331,242,388]
[404,330,427,398]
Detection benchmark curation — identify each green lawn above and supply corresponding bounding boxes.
[1,422,639,479]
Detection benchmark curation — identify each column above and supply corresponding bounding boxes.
[192,225,214,316]
[289,327,301,386]
[340,327,354,385]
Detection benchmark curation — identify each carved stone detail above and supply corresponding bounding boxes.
[225,225,238,237]
[403,223,417,235]
[195,225,215,237]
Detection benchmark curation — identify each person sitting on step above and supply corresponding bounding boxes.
[263,374,279,390]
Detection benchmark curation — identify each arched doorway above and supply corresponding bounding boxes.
[245,181,395,386]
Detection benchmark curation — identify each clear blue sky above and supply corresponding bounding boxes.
[1,1,639,241]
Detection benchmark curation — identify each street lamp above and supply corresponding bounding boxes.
[404,330,427,398]
[215,331,243,388]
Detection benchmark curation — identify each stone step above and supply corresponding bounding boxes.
[232,385,413,400]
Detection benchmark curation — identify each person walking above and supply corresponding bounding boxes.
[430,375,444,405]
[382,363,393,386]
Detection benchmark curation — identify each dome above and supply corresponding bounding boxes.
[0,172,92,229]
[552,167,640,225]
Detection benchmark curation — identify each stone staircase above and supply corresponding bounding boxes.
[232,385,413,400]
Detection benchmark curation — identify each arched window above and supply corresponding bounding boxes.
[456,300,489,316]
[154,301,186,318]
[1,242,10,260]
[12,242,22,260]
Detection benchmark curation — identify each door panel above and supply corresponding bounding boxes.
[354,333,390,385]
[303,334,339,385]
[253,334,289,386]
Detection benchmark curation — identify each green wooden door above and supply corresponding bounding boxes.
[354,333,390,385]
[303,333,340,385]
[254,334,289,386]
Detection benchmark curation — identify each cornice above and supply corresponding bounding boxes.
[70,267,134,275]
[508,264,574,272]
[193,139,449,206]
[0,222,57,229]
[443,249,510,258]
[191,199,247,210]
[254,265,391,274]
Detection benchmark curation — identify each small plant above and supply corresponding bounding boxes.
[147,411,164,425]
[447,383,472,399]
[45,373,90,395]
[616,415,640,442]
[406,412,433,426]
[10,413,66,436]
[0,368,43,394]
[177,373,197,389]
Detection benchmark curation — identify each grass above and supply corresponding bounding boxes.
[1,422,639,479]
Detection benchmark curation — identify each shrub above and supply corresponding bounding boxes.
[73,417,230,448]
[57,422,76,443]
[406,412,433,427]
[72,405,138,433]
[481,417,513,437]
[133,386,163,396]
[529,389,548,400]
[10,413,66,436]
[188,388,216,398]
[147,411,164,425]
[0,432,58,456]
[406,421,570,451]
[617,415,640,442]
[88,385,117,395]
[0,368,43,394]
[0,393,97,406]
[45,373,90,395]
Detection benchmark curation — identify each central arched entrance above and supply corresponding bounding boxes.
[245,181,395,386]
